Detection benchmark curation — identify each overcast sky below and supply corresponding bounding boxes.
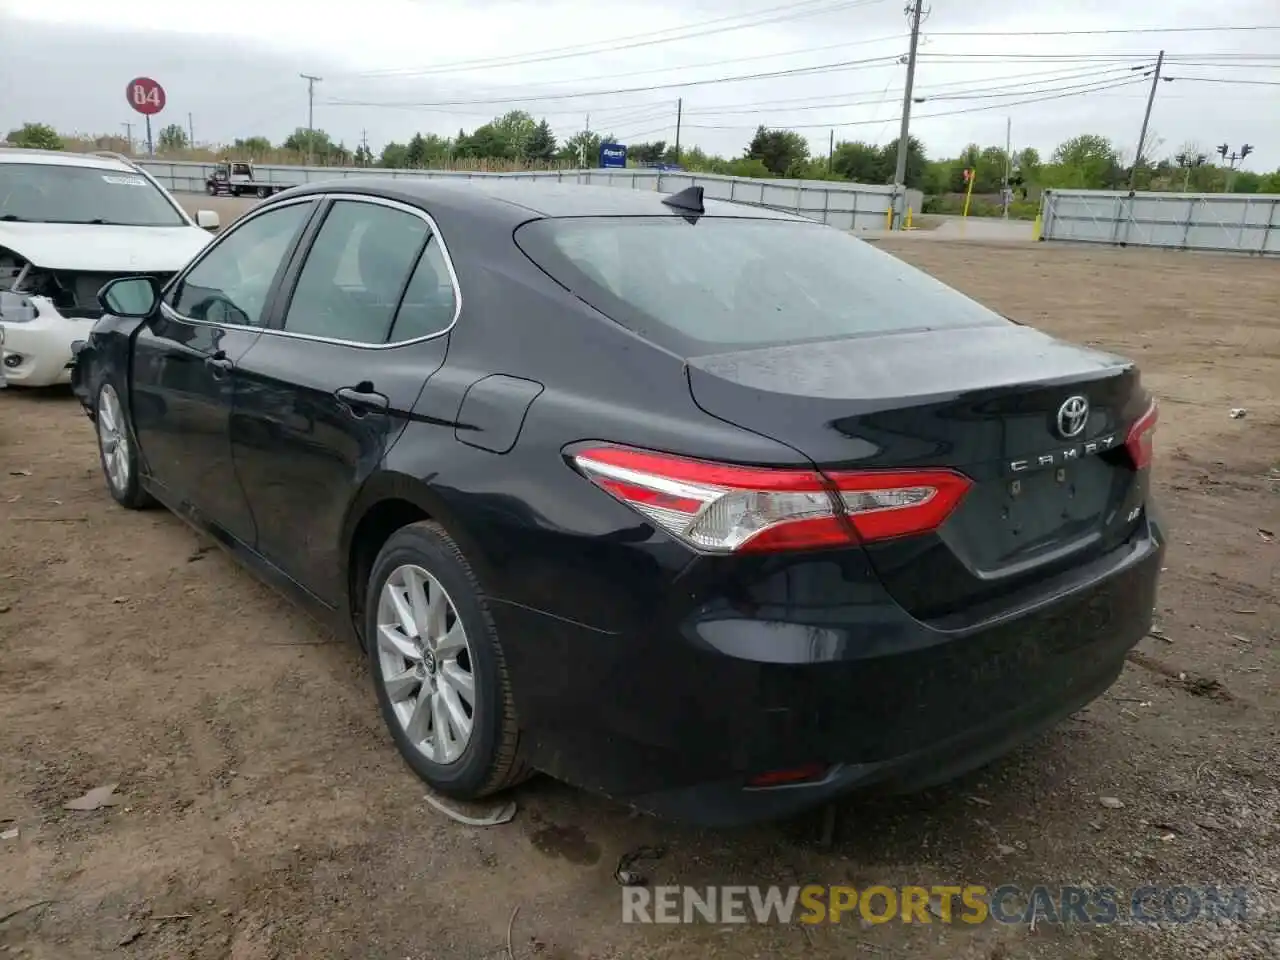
[1,0,1277,168]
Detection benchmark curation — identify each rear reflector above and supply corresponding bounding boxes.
[1125,400,1158,470]
[571,446,971,554]
[828,469,972,543]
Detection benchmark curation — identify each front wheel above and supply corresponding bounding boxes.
[366,521,528,799]
[256,186,269,199]
[206,181,217,195]
[96,382,153,510]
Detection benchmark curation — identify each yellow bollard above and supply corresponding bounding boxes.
[1033,213,1043,241]
[885,207,893,230]
[905,207,913,230]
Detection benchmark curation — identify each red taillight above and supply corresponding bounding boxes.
[746,763,828,788]
[1125,400,1158,470]
[571,446,972,554]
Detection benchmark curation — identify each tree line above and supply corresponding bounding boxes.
[7,116,1279,207]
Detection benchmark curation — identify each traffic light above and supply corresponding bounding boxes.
[1241,144,1253,160]
[1218,143,1230,158]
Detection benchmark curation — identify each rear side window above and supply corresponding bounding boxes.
[515,216,1007,355]
[284,200,429,344]
[389,238,457,341]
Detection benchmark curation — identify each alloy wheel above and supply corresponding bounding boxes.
[97,384,130,493]
[376,563,476,765]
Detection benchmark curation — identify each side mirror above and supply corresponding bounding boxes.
[195,209,221,231]
[98,276,160,319]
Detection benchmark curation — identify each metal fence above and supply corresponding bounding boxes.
[1040,189,1280,256]
[138,160,923,233]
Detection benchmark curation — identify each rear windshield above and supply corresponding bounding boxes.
[515,216,1008,355]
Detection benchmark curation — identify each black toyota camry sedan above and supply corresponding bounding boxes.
[71,178,1164,825]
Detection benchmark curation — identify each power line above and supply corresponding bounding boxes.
[1164,75,1280,86]
[310,63,1139,125]
[679,64,1147,116]
[322,53,906,109]
[345,0,891,79]
[681,62,1147,114]
[926,24,1280,37]
[685,75,1148,130]
[612,123,677,141]
[330,31,911,96]
[918,68,1153,103]
[331,63,1156,131]
[1167,60,1280,68]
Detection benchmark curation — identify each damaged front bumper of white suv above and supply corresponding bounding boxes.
[0,287,87,387]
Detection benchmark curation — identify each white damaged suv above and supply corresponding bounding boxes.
[0,149,220,387]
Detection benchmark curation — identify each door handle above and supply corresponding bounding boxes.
[205,350,234,378]
[335,384,390,416]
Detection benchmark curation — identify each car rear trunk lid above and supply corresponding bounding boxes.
[686,324,1153,620]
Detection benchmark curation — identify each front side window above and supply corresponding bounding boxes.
[283,200,431,344]
[0,162,188,227]
[169,203,312,327]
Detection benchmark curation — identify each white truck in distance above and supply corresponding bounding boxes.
[205,161,295,199]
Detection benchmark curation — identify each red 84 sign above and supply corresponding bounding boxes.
[126,77,166,116]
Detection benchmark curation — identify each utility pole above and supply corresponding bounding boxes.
[1129,49,1164,190]
[360,128,370,166]
[828,129,835,174]
[674,98,683,166]
[121,122,134,155]
[188,112,195,149]
[1175,150,1207,192]
[1002,116,1012,219]
[891,0,925,229]
[300,73,322,165]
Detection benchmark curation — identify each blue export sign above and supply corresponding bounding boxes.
[599,143,627,168]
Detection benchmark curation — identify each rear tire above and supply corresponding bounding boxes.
[206,181,217,195]
[365,521,528,799]
[95,381,153,510]
[256,186,269,199]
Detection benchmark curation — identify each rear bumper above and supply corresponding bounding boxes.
[492,510,1165,826]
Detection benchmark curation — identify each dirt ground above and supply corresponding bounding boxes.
[1,202,1277,958]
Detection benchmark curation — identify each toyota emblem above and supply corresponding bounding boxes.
[1056,395,1090,438]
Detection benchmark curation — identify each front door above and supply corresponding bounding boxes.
[131,198,316,546]
[232,196,459,604]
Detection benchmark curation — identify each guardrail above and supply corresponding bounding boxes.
[1040,189,1280,256]
[139,160,923,232]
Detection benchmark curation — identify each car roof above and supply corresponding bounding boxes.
[0,148,135,172]
[287,176,810,223]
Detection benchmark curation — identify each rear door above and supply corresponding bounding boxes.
[131,197,317,545]
[231,195,460,604]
